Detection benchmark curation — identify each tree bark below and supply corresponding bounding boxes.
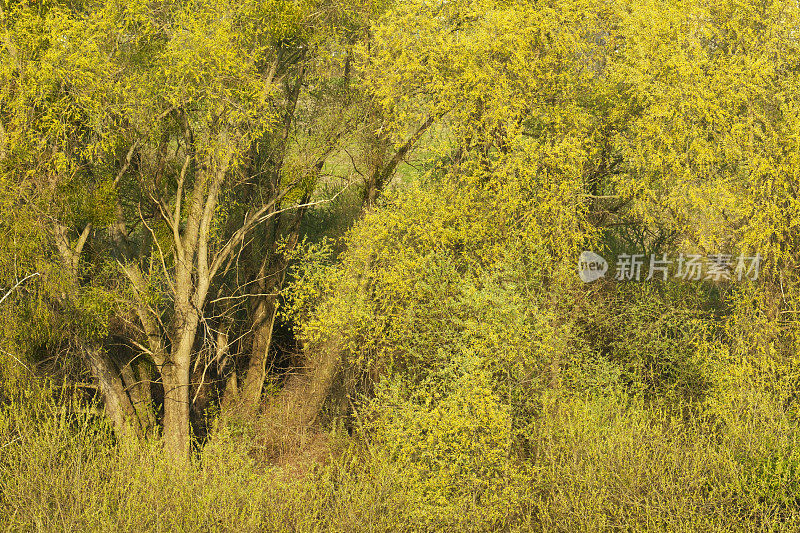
[236,201,309,415]
[161,363,190,460]
[85,344,142,439]
[120,359,157,433]
[53,223,146,438]
[258,338,340,450]
[364,115,434,207]
[238,291,281,412]
[163,269,204,461]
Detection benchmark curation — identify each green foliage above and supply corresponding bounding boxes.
[3,0,800,528]
[367,357,519,529]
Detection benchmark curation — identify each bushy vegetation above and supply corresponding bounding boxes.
[2,371,800,531]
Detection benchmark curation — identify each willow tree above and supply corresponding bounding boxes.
[293,0,800,426]
[0,0,370,459]
[601,0,800,401]
[285,0,625,427]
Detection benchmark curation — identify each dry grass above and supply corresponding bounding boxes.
[1,385,799,532]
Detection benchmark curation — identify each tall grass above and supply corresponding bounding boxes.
[1,381,798,532]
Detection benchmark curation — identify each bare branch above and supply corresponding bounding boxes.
[118,261,167,368]
[208,183,351,281]
[137,202,176,296]
[114,140,141,185]
[73,223,92,258]
[0,272,40,307]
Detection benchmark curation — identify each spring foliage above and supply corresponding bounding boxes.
[3,0,800,529]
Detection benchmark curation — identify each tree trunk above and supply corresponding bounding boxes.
[162,306,200,461]
[234,201,309,415]
[238,293,280,412]
[120,360,157,433]
[161,360,191,461]
[256,338,340,453]
[52,223,146,439]
[85,344,141,439]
